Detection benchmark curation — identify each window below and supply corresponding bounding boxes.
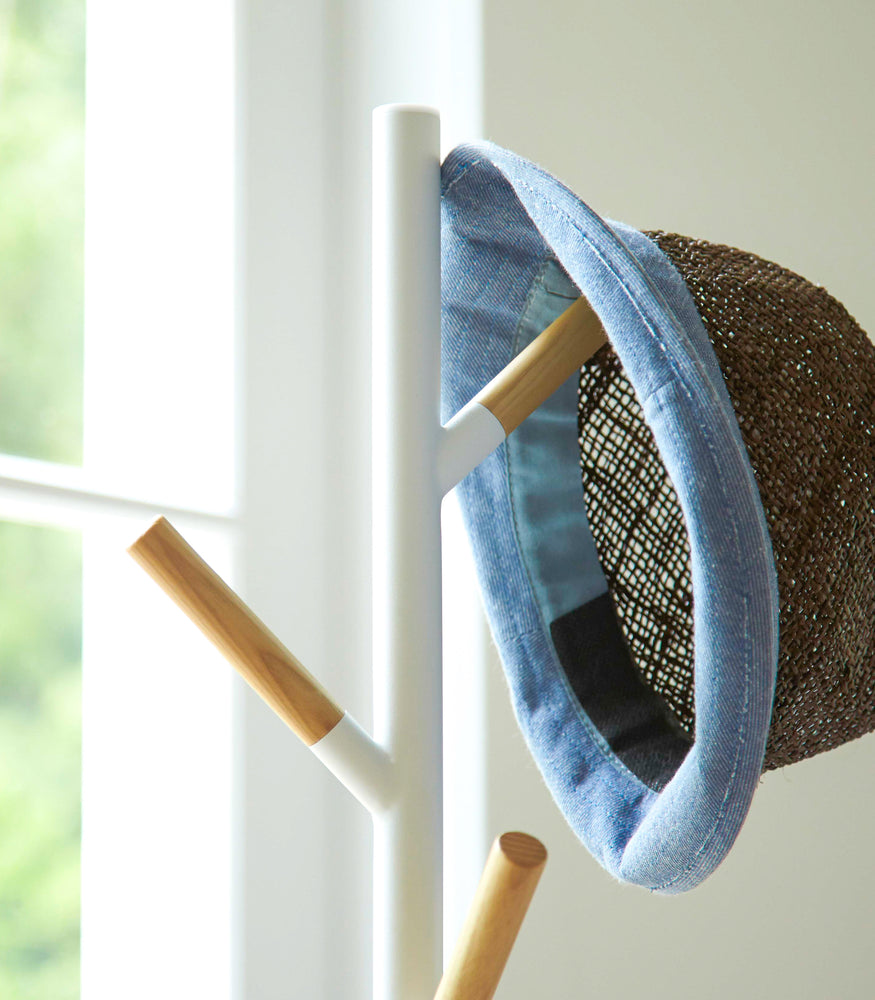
[0,0,84,466]
[0,521,81,998]
[0,2,85,995]
[1,2,236,996]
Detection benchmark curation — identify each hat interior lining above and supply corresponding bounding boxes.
[506,256,692,792]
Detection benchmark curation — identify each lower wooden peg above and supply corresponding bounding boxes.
[434,831,547,1000]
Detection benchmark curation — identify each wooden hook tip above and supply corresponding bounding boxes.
[124,513,345,746]
[498,831,547,869]
[127,514,174,557]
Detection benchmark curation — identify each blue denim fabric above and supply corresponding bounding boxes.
[508,258,607,625]
[441,142,780,892]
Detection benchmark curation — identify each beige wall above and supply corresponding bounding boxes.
[480,2,875,997]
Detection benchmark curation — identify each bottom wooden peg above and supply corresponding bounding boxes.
[435,831,547,1000]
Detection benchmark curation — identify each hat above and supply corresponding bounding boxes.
[441,142,875,892]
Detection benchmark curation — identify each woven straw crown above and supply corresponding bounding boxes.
[579,233,875,769]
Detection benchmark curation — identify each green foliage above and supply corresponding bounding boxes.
[0,521,82,1000]
[0,0,85,464]
[0,0,86,995]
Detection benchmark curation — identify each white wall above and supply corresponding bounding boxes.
[479,2,875,997]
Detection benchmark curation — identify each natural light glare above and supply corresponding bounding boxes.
[84,0,236,513]
[81,515,233,1000]
[80,2,236,994]
[441,494,488,954]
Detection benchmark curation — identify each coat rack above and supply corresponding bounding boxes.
[128,104,607,999]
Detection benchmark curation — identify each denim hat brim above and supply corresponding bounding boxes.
[440,142,780,892]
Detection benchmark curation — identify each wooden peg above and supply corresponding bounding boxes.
[434,832,547,1000]
[128,516,344,745]
[476,295,607,435]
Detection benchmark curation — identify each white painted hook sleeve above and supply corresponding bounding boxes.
[438,401,507,495]
[310,714,395,815]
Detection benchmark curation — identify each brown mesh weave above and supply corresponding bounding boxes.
[577,233,875,770]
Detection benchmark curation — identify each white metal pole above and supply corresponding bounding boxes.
[372,104,443,1000]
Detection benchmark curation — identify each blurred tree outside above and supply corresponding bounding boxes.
[0,0,86,997]
[0,522,81,1000]
[0,0,85,464]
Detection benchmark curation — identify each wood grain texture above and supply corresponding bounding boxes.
[128,516,343,745]
[476,295,607,435]
[434,832,547,1000]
